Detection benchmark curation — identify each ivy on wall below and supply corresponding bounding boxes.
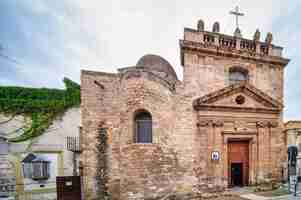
[0,78,80,143]
[96,127,110,199]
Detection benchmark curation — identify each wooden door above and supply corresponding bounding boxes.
[228,141,249,186]
[57,176,82,200]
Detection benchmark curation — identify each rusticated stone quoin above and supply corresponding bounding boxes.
[81,18,290,199]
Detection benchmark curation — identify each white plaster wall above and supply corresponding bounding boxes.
[30,107,80,176]
[0,107,80,192]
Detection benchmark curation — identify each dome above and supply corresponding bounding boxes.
[136,54,178,80]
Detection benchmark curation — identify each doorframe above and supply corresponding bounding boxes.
[223,133,257,187]
[228,140,250,187]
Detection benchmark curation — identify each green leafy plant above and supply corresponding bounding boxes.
[0,78,80,142]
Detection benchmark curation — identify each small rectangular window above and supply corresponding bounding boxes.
[22,153,51,180]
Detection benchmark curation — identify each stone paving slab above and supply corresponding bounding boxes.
[241,193,301,200]
[240,194,270,200]
[270,195,301,200]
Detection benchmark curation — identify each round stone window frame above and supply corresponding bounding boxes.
[235,95,245,105]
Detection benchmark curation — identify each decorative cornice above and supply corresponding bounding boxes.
[256,121,278,128]
[256,121,269,128]
[197,120,211,127]
[195,104,280,114]
[212,120,224,127]
[180,40,290,66]
[193,82,283,113]
[269,121,279,128]
[197,120,224,127]
[184,28,284,50]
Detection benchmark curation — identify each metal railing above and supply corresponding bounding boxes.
[66,136,81,153]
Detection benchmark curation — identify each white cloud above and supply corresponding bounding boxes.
[54,0,292,81]
[1,0,299,119]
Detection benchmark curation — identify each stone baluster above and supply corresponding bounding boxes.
[214,34,219,47]
[236,38,241,51]
[268,45,273,56]
[255,42,261,54]
[265,32,273,56]
[199,32,204,44]
[253,29,261,54]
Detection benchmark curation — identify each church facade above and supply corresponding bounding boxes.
[80,19,290,200]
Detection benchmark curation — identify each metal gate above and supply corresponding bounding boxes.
[56,176,82,200]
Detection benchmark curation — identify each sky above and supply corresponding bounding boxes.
[0,0,300,120]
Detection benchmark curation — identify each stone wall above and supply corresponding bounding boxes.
[81,63,287,199]
[81,22,289,200]
[82,71,190,199]
[182,53,284,102]
[81,71,120,200]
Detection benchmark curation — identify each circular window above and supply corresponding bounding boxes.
[235,95,245,105]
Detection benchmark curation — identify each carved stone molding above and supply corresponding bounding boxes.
[193,83,283,114]
[212,120,224,127]
[268,121,278,128]
[197,120,224,127]
[256,121,269,128]
[256,121,278,128]
[197,120,211,127]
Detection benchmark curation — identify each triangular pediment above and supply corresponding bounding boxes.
[193,83,283,113]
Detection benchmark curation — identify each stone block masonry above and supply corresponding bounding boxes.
[81,19,289,200]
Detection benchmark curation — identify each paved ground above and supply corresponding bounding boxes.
[241,194,271,200]
[240,193,301,200]
[230,184,301,200]
[272,194,301,200]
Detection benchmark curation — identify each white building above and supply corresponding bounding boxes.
[0,108,80,199]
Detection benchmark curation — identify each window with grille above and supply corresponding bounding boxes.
[22,153,50,180]
[32,161,50,180]
[229,67,249,85]
[135,110,152,143]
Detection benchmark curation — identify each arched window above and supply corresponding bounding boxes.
[229,67,249,85]
[134,110,152,143]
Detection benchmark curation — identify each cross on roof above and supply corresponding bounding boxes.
[230,6,244,29]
